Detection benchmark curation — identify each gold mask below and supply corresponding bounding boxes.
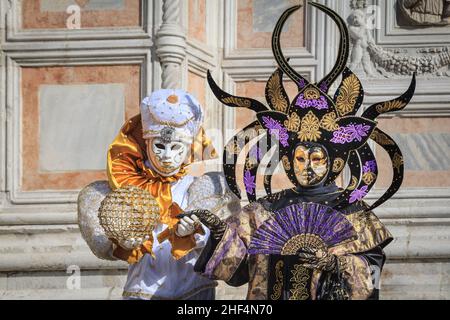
[293,144,329,187]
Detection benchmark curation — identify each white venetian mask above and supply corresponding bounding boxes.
[146,134,191,177]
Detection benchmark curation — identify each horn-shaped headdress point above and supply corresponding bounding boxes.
[208,1,416,212]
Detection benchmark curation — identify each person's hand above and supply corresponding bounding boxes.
[177,210,227,242]
[118,235,150,250]
[297,247,338,273]
[176,213,202,237]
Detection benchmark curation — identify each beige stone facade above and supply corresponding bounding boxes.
[0,0,449,300]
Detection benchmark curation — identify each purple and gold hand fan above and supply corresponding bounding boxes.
[248,203,356,255]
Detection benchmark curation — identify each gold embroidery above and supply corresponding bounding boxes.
[303,87,321,100]
[362,171,377,185]
[225,140,241,155]
[298,111,321,142]
[282,155,291,170]
[370,130,395,145]
[245,156,258,171]
[375,100,406,114]
[336,74,360,116]
[271,260,284,300]
[281,234,326,255]
[222,96,251,108]
[254,124,264,132]
[98,186,160,243]
[329,209,393,256]
[236,126,259,141]
[289,264,310,300]
[267,72,289,112]
[348,176,358,191]
[284,112,301,132]
[392,153,403,172]
[147,110,194,128]
[336,256,348,273]
[332,158,345,173]
[320,112,339,131]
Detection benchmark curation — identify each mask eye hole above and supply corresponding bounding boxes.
[171,144,182,151]
[155,143,165,149]
[296,156,305,163]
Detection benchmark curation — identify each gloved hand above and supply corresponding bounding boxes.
[297,247,338,273]
[176,213,202,237]
[118,235,150,250]
[177,210,227,242]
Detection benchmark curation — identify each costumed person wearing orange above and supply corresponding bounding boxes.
[77,89,239,300]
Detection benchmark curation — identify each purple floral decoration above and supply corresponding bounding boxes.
[298,79,306,89]
[320,82,328,92]
[363,160,377,173]
[262,116,289,147]
[295,94,329,110]
[243,170,256,195]
[349,185,368,203]
[331,123,371,144]
[249,146,263,161]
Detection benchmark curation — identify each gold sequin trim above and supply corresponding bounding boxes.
[270,260,284,300]
[223,96,251,108]
[362,171,377,185]
[284,112,301,132]
[267,72,289,113]
[298,111,321,142]
[332,158,345,173]
[289,264,310,300]
[370,130,395,145]
[281,233,326,255]
[375,100,406,114]
[303,87,321,100]
[348,176,358,191]
[335,74,360,116]
[320,112,340,131]
[282,156,291,171]
[392,153,404,172]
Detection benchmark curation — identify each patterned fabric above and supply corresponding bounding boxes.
[208,2,415,213]
[243,171,257,195]
[331,124,371,144]
[140,89,203,142]
[295,94,329,110]
[261,116,289,147]
[201,201,392,300]
[248,203,356,255]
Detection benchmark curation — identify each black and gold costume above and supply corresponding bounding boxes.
[185,1,415,300]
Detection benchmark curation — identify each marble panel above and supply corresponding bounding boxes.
[39,84,125,172]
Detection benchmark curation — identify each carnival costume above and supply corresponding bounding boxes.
[183,2,416,300]
[78,90,240,300]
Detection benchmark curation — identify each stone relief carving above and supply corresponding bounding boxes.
[397,0,450,26]
[347,0,450,77]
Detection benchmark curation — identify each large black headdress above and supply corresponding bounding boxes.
[208,2,416,212]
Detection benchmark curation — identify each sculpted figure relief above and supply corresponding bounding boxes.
[398,0,450,26]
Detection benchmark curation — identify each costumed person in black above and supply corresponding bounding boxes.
[181,1,416,300]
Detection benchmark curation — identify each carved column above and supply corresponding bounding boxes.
[156,0,187,89]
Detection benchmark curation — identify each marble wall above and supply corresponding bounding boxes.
[21,0,141,29]
[237,0,304,49]
[376,117,450,188]
[188,0,206,43]
[1,0,449,301]
[20,65,140,191]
